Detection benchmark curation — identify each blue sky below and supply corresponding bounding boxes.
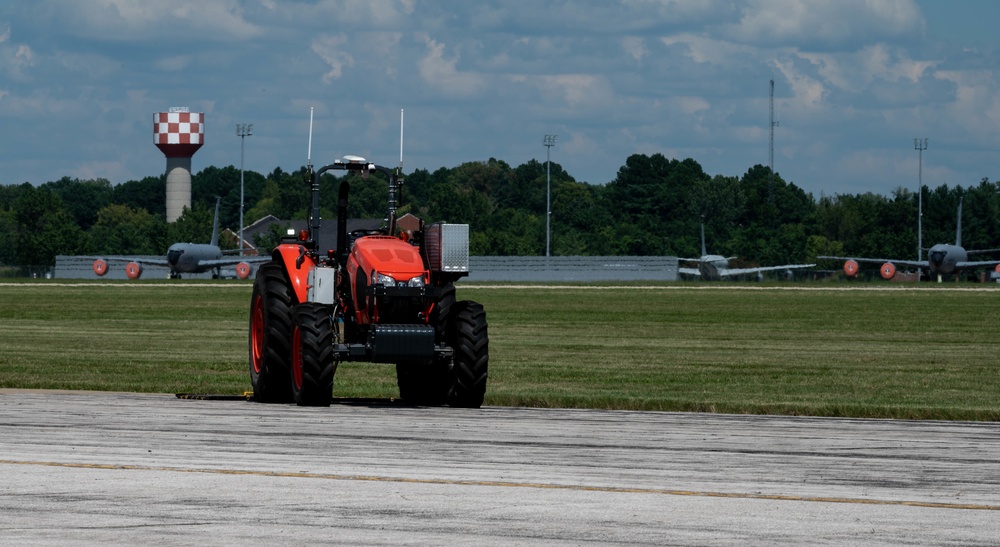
[1,0,998,198]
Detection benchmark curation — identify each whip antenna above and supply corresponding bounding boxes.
[399,108,404,172]
[307,107,314,169]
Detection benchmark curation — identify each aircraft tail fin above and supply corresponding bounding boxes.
[700,219,707,257]
[210,197,221,247]
[955,196,963,247]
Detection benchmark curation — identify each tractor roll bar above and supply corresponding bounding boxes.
[307,158,402,267]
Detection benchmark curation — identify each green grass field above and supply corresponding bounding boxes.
[1,281,998,420]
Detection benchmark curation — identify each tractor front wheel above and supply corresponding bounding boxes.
[291,303,336,406]
[249,263,294,403]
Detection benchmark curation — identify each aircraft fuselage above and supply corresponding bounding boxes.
[926,243,967,276]
[697,255,728,281]
[166,243,224,274]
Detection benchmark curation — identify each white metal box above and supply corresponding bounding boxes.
[307,266,337,304]
[425,223,469,273]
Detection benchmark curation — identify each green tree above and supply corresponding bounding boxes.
[12,185,86,268]
[0,208,16,266]
[42,177,114,231]
[88,204,167,255]
[167,204,217,247]
[113,176,166,219]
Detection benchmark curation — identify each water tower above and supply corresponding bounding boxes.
[154,107,204,222]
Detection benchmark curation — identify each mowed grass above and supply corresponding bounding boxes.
[1,281,998,420]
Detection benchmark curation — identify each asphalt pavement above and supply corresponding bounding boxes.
[1,390,998,545]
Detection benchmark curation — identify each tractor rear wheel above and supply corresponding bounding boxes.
[291,303,336,406]
[447,301,488,408]
[433,283,456,340]
[249,263,294,403]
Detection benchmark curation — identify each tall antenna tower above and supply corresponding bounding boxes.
[768,78,779,203]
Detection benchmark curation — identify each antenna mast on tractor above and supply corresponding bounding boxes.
[307,106,314,171]
[387,109,405,235]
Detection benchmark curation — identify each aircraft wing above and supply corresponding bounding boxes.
[957,259,1000,268]
[719,264,816,277]
[196,256,271,268]
[77,255,170,267]
[678,267,701,276]
[816,256,927,268]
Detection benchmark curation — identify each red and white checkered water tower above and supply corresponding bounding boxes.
[154,107,204,222]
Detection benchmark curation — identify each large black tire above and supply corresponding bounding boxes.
[433,283,456,341]
[291,303,336,407]
[249,263,294,403]
[446,301,489,408]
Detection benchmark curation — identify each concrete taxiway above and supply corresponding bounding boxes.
[1,390,998,545]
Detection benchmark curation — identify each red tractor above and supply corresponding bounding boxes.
[249,156,488,407]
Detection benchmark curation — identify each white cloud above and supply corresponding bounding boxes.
[660,33,750,66]
[1,37,33,82]
[933,69,1000,138]
[312,34,354,82]
[308,0,415,27]
[154,55,190,72]
[722,0,924,47]
[417,34,485,96]
[37,0,261,41]
[795,44,938,96]
[675,96,710,115]
[622,36,648,64]
[774,60,827,110]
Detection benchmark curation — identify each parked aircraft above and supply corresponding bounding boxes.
[88,199,268,279]
[679,220,815,281]
[818,197,1000,282]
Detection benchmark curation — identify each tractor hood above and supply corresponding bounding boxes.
[351,236,427,280]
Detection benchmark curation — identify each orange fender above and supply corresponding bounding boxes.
[843,260,859,277]
[274,244,316,304]
[880,262,896,280]
[235,262,252,279]
[92,259,108,276]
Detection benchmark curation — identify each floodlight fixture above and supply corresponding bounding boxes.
[914,137,928,272]
[237,123,254,256]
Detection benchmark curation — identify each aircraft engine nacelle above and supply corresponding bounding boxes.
[92,259,108,277]
[236,262,252,280]
[843,259,859,277]
[125,261,143,280]
[880,262,896,280]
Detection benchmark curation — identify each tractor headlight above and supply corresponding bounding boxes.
[372,271,425,288]
[372,271,396,286]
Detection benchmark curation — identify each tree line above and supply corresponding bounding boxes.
[2,153,998,275]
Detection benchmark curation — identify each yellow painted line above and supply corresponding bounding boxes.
[461,285,1000,292]
[2,459,997,511]
[3,282,1000,292]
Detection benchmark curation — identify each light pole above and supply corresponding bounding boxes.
[914,138,927,273]
[543,134,557,257]
[236,123,253,256]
